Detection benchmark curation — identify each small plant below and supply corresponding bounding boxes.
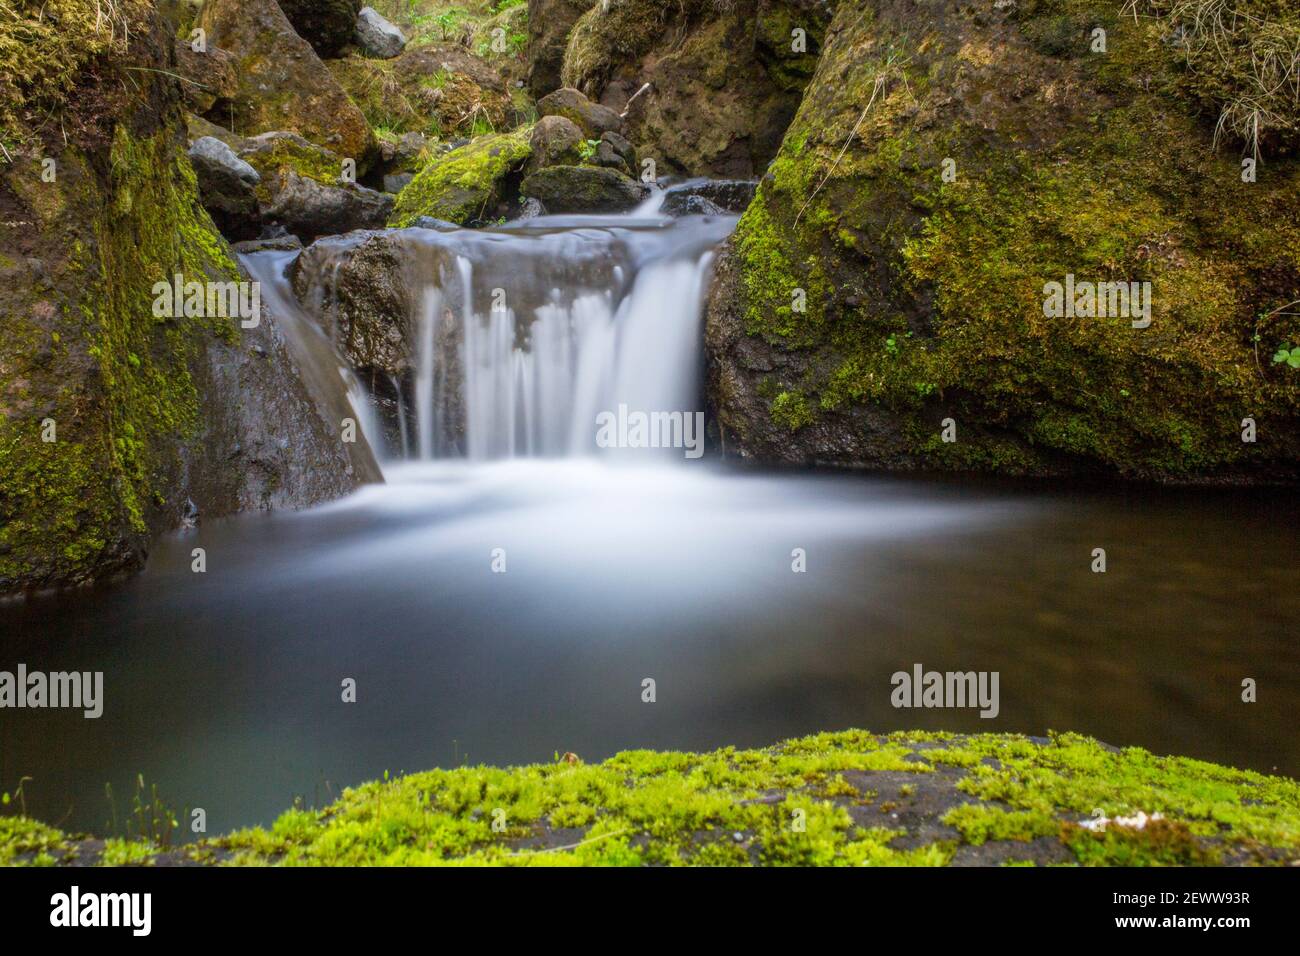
[578,138,600,163]
[105,775,181,849]
[1,777,32,816]
[1272,343,1300,368]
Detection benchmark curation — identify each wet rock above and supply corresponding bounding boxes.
[230,235,303,254]
[661,180,756,216]
[198,0,376,171]
[591,140,629,175]
[517,197,546,219]
[537,87,622,138]
[408,216,461,230]
[276,0,361,58]
[355,6,407,59]
[600,130,637,171]
[520,165,644,213]
[561,0,832,177]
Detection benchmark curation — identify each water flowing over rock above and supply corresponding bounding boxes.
[284,208,737,460]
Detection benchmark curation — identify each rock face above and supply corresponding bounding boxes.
[0,3,374,595]
[705,0,1300,482]
[661,179,756,216]
[388,129,533,226]
[526,0,594,98]
[561,0,835,177]
[537,87,623,139]
[355,6,407,59]
[520,165,644,213]
[276,0,362,58]
[198,0,376,170]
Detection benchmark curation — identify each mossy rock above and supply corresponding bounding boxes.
[5,730,1298,866]
[560,0,836,177]
[704,0,1300,482]
[198,0,377,172]
[388,128,533,226]
[328,43,512,141]
[520,164,644,213]
[0,3,370,595]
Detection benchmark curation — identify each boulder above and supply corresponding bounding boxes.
[537,87,623,139]
[520,165,644,213]
[704,0,1300,482]
[525,0,592,98]
[197,0,376,171]
[524,115,584,176]
[388,129,533,227]
[276,0,362,58]
[173,37,238,115]
[260,171,394,241]
[355,6,407,59]
[188,136,261,235]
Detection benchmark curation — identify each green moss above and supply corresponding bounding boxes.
[0,124,241,590]
[388,128,532,226]
[721,0,1300,479]
[0,817,78,866]
[241,134,346,202]
[5,730,1299,866]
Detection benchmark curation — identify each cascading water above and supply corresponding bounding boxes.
[277,203,738,465]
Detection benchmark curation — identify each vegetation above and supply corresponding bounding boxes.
[3,730,1297,866]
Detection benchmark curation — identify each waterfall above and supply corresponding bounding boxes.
[268,207,738,465]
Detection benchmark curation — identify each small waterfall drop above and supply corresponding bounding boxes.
[278,207,738,465]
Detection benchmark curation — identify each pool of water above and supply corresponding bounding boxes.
[2,460,1296,837]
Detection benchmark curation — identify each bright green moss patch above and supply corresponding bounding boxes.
[388,128,532,226]
[7,730,1296,866]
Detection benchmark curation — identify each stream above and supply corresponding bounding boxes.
[2,200,1296,838]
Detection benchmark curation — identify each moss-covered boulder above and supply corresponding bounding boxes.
[276,0,362,58]
[520,164,643,213]
[561,0,835,177]
[6,730,1298,866]
[537,87,622,139]
[327,44,512,140]
[198,0,377,171]
[705,0,1300,482]
[0,1,374,595]
[388,128,533,226]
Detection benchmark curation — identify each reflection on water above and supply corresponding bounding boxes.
[1,460,1296,836]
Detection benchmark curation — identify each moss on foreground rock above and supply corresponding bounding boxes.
[5,730,1298,866]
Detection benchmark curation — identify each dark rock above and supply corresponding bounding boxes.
[276,0,361,58]
[537,87,623,138]
[526,0,591,98]
[188,136,261,236]
[591,141,629,174]
[408,216,461,230]
[383,173,414,193]
[230,235,303,254]
[260,170,394,241]
[520,165,644,213]
[661,179,756,216]
[198,0,376,169]
[600,130,637,170]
